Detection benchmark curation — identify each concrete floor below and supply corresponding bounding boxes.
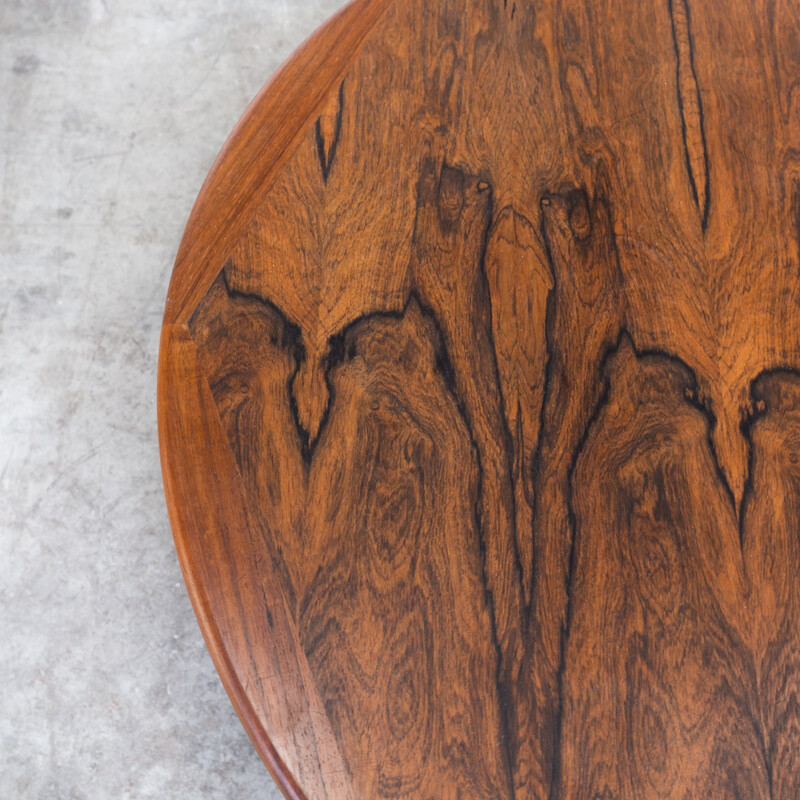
[0,1,349,797]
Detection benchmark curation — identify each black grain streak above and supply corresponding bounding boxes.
[213,265,317,466]
[528,235,557,601]
[411,291,519,800]
[315,80,345,183]
[528,192,572,800]
[668,0,711,231]
[696,394,739,519]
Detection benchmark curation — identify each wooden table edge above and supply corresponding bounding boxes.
[157,323,310,800]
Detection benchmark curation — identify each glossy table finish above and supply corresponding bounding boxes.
[159,0,800,797]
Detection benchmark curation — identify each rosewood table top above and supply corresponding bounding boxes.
[158,0,800,797]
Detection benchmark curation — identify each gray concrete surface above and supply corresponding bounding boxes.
[0,1,349,797]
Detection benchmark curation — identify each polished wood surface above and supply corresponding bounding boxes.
[158,0,800,797]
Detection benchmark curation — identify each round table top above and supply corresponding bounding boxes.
[158,0,800,797]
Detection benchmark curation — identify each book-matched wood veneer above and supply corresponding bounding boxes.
[159,0,800,797]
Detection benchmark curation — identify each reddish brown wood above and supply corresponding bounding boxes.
[159,324,354,800]
[162,0,394,326]
[159,0,800,797]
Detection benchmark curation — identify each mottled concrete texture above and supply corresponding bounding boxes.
[0,1,348,797]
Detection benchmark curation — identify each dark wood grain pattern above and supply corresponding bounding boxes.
[159,0,800,797]
[744,372,800,799]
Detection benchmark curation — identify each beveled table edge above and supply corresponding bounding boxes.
[158,1,394,796]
